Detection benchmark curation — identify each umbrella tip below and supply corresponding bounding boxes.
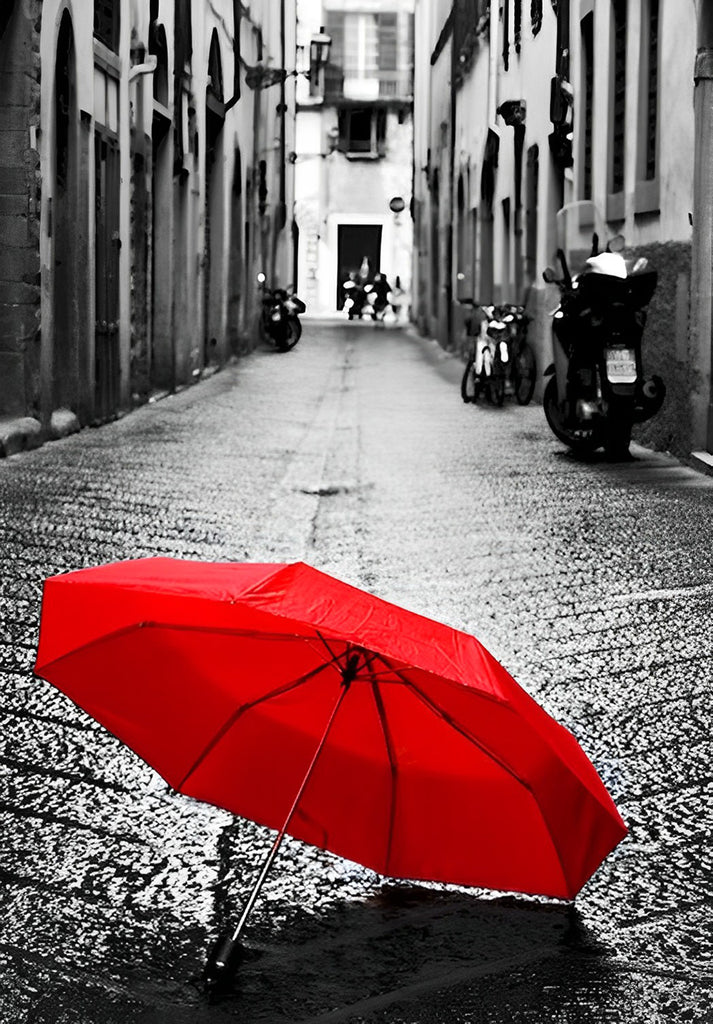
[201,932,243,1001]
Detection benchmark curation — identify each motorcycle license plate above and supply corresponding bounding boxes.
[605,348,637,384]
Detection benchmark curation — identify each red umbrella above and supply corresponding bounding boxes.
[34,558,626,985]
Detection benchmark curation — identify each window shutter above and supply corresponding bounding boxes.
[377,12,398,72]
[645,0,659,180]
[611,0,627,193]
[325,11,345,70]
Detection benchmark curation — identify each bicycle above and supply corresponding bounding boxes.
[460,309,507,407]
[501,306,537,405]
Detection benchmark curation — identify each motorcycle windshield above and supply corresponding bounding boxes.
[555,201,657,309]
[555,201,612,279]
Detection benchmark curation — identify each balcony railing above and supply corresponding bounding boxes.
[377,71,413,99]
[324,66,413,103]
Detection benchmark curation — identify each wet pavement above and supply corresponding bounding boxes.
[0,320,711,1023]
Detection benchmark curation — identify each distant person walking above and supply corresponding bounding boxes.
[368,272,391,322]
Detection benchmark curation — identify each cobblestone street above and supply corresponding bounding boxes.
[0,321,711,1023]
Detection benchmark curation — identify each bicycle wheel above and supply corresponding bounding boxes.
[460,359,480,403]
[513,342,537,405]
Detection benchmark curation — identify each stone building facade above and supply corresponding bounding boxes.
[294,0,414,315]
[0,0,298,455]
[413,1,713,462]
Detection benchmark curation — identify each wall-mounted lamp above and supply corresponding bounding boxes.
[245,28,332,91]
[309,27,332,69]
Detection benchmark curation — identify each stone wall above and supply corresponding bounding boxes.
[0,1,42,422]
[631,240,693,458]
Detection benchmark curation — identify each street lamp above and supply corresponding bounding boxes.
[244,29,332,91]
[309,27,332,70]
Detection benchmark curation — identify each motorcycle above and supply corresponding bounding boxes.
[257,273,306,352]
[542,202,665,458]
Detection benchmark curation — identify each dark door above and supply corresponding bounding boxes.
[94,130,121,421]
[337,224,382,308]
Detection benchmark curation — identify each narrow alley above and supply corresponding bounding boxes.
[0,322,710,1023]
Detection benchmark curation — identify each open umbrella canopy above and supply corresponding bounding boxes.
[34,558,627,901]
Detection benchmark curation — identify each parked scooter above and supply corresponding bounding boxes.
[258,273,306,352]
[542,202,665,458]
[461,305,509,406]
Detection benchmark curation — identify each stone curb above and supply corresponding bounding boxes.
[0,407,82,458]
[0,416,43,457]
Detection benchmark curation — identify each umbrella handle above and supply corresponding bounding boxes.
[203,675,352,995]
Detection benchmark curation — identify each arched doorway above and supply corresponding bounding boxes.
[92,0,122,422]
[227,145,244,354]
[429,168,440,334]
[204,30,226,369]
[53,10,79,412]
[150,16,174,391]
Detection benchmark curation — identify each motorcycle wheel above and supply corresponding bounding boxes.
[543,377,600,454]
[513,342,537,405]
[486,359,506,407]
[460,359,480,403]
[258,314,269,344]
[603,399,634,460]
[275,317,300,352]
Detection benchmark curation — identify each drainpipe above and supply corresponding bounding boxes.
[691,1,713,452]
[274,0,288,282]
[488,2,498,127]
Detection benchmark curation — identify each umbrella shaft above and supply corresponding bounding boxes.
[230,679,350,945]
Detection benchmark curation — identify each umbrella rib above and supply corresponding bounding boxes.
[315,630,339,660]
[377,660,576,895]
[175,653,345,792]
[373,655,528,790]
[368,670,399,877]
[35,621,322,675]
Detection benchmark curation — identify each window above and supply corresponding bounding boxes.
[610,0,627,196]
[556,0,570,78]
[531,0,543,35]
[343,14,378,78]
[525,145,539,286]
[641,0,659,181]
[149,21,169,107]
[338,106,386,156]
[94,0,119,52]
[502,0,510,70]
[580,13,594,199]
[325,10,411,99]
[327,11,402,79]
